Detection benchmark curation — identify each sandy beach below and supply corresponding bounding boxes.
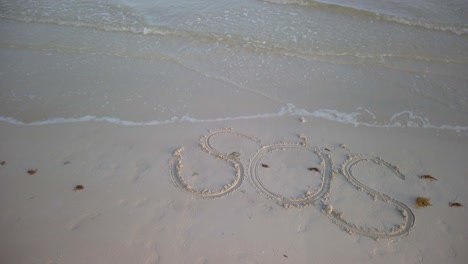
[1,0,468,263]
[0,104,467,263]
[1,114,467,263]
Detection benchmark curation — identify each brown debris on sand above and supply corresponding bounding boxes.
[419,174,437,181]
[74,185,84,191]
[416,196,431,208]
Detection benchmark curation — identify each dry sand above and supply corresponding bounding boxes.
[1,18,468,264]
[1,116,467,263]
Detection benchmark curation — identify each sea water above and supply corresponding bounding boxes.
[0,0,467,133]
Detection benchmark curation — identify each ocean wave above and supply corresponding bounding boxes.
[1,16,466,70]
[263,0,468,35]
[1,104,467,133]
[3,0,466,38]
[0,13,150,36]
[1,0,467,68]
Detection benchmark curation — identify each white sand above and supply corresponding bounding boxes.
[1,18,468,264]
[1,116,467,263]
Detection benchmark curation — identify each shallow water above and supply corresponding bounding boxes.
[0,0,467,133]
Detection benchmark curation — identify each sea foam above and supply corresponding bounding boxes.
[1,104,467,133]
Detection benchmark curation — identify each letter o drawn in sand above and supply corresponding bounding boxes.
[249,144,332,209]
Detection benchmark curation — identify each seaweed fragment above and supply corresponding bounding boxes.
[228,152,241,159]
[261,164,269,168]
[308,167,320,172]
[27,169,37,175]
[416,196,431,208]
[74,185,84,191]
[419,174,437,181]
[449,202,463,207]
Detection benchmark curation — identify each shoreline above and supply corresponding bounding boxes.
[1,3,467,262]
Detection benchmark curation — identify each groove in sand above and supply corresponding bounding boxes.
[169,128,415,239]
